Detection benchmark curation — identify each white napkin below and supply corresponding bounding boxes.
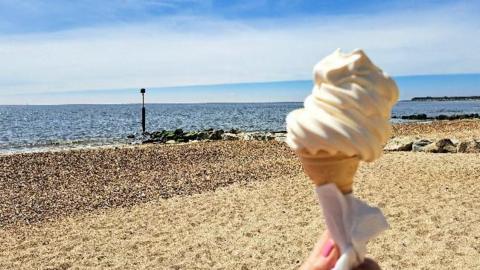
[315,183,389,270]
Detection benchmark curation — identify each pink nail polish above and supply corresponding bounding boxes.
[321,239,334,257]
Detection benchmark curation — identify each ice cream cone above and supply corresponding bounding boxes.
[298,151,360,194]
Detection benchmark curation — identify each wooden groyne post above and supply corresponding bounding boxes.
[140,88,146,134]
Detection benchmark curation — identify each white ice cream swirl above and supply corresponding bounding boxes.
[286,49,399,162]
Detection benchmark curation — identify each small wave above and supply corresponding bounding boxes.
[0,138,131,155]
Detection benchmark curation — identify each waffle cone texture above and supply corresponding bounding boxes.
[298,152,360,194]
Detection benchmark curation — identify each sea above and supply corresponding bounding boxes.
[1,100,480,154]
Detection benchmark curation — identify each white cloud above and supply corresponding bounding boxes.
[0,1,479,98]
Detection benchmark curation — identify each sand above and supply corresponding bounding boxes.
[1,120,480,269]
[393,119,480,139]
[0,141,298,227]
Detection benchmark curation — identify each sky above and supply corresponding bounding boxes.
[0,0,479,104]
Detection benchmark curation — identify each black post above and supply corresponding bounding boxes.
[140,88,146,134]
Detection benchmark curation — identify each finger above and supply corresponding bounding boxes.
[300,231,336,270]
[321,239,335,257]
[312,231,332,256]
[325,244,340,269]
[309,246,339,270]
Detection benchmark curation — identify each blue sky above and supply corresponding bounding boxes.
[0,1,458,33]
[0,0,479,104]
[0,0,457,33]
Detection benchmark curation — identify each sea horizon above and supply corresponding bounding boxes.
[1,73,479,105]
[0,100,472,107]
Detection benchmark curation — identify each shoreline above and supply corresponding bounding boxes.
[2,119,480,156]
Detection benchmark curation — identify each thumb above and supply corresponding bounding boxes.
[310,241,339,270]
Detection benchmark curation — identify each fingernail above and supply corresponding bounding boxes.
[321,239,334,257]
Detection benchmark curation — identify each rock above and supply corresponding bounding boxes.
[183,131,199,141]
[422,142,438,153]
[435,113,480,120]
[126,134,135,139]
[242,132,254,141]
[457,140,480,153]
[197,131,209,140]
[150,130,164,139]
[265,132,276,141]
[145,129,188,143]
[146,132,164,143]
[451,138,460,146]
[174,129,184,136]
[222,133,240,141]
[165,140,176,144]
[228,128,241,134]
[272,132,287,142]
[412,139,433,152]
[435,138,457,153]
[163,130,176,141]
[384,137,414,151]
[208,129,224,140]
[243,132,276,141]
[173,129,187,142]
[457,141,468,153]
[147,130,169,143]
[399,113,480,121]
[265,133,276,141]
[401,114,429,120]
[422,139,457,153]
[410,138,457,153]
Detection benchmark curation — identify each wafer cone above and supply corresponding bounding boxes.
[298,151,359,194]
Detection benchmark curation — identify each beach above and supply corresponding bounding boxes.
[1,120,480,269]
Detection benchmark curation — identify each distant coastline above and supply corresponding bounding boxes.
[411,96,480,101]
[2,73,480,105]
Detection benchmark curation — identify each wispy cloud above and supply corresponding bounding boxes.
[0,1,479,100]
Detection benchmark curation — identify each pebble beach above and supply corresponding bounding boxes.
[1,120,480,269]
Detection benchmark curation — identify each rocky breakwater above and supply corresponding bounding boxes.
[134,128,480,154]
[392,113,480,121]
[138,128,287,144]
[384,136,480,153]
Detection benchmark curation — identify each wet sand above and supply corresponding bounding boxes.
[1,120,480,269]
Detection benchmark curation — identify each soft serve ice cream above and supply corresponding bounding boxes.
[287,49,398,270]
[286,48,399,162]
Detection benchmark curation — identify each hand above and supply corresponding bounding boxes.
[299,231,339,270]
[299,231,381,270]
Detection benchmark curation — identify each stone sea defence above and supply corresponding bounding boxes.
[133,129,480,153]
[384,136,480,153]
[136,128,287,144]
[411,96,480,101]
[392,113,480,121]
